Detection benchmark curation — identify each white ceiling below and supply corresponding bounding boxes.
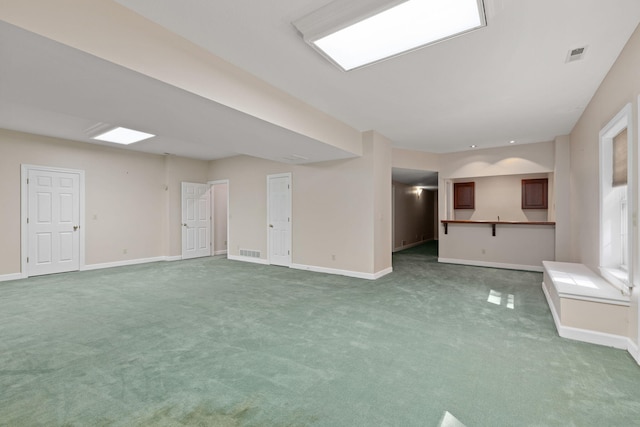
[2,0,640,162]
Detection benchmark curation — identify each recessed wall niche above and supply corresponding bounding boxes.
[451,173,552,222]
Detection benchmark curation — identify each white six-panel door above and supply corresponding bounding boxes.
[267,173,291,266]
[181,182,211,259]
[26,168,81,276]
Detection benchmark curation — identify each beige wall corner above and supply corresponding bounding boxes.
[365,131,393,275]
[0,0,362,157]
[553,135,571,262]
[211,183,229,254]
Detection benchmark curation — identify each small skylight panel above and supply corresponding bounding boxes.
[296,0,486,71]
[93,127,155,145]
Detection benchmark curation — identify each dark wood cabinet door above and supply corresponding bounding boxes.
[454,182,475,209]
[522,178,548,209]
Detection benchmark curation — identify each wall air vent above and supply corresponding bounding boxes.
[240,249,261,258]
[566,46,587,63]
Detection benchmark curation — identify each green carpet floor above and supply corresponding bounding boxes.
[1,241,639,426]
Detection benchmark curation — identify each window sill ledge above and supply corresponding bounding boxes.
[543,261,630,306]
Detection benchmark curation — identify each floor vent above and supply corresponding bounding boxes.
[240,249,261,258]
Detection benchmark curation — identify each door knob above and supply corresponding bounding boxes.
[73,225,79,231]
[269,224,274,228]
[182,223,187,227]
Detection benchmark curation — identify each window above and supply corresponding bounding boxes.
[599,104,633,289]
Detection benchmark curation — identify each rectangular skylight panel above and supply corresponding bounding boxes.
[312,0,485,71]
[93,127,155,144]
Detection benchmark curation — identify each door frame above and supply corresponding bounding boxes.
[20,164,86,278]
[208,179,230,256]
[267,172,292,266]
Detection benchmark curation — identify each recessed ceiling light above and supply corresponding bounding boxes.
[509,140,516,144]
[294,0,487,71]
[470,144,477,148]
[93,127,155,145]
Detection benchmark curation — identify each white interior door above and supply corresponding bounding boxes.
[182,182,211,259]
[268,173,291,266]
[27,168,81,276]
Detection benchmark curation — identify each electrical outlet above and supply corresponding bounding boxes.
[123,249,127,254]
[331,254,336,261]
[481,249,486,254]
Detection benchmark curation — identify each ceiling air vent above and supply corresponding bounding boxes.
[566,46,587,63]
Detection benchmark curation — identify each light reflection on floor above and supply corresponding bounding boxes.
[487,289,514,309]
[439,411,467,427]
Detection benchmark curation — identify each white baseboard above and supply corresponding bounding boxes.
[628,339,640,365]
[290,263,392,280]
[542,281,629,350]
[557,323,629,350]
[83,256,167,271]
[214,250,228,256]
[373,267,393,279]
[165,255,182,262]
[438,257,543,272]
[227,255,269,265]
[0,272,23,283]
